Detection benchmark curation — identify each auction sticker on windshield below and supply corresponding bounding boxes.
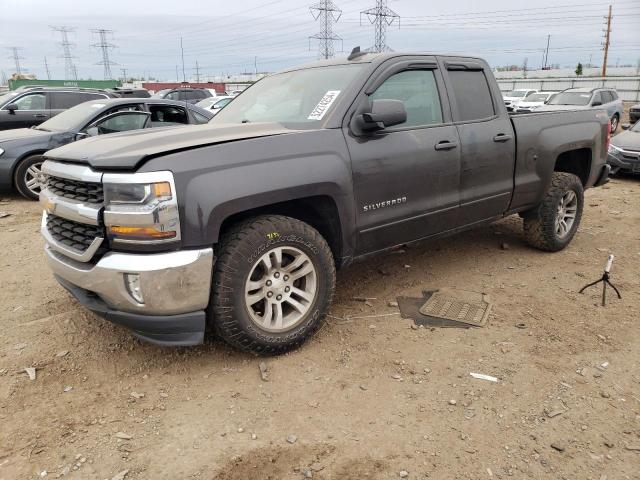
[308,90,341,120]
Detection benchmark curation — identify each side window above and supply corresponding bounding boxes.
[600,91,612,104]
[81,93,108,102]
[178,90,191,101]
[165,91,181,101]
[93,112,149,135]
[610,91,618,100]
[12,93,46,110]
[448,70,495,121]
[370,69,443,128]
[50,92,85,109]
[191,111,210,124]
[148,105,189,125]
[592,91,602,105]
[193,90,208,99]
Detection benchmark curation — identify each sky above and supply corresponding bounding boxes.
[0,0,638,81]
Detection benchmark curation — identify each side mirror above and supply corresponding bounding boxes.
[592,101,602,107]
[86,127,99,137]
[5,103,18,113]
[621,123,631,130]
[357,99,407,132]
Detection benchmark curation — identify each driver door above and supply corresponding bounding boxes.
[85,111,151,136]
[345,59,461,255]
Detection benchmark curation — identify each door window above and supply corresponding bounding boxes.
[165,91,181,101]
[50,92,87,109]
[11,93,46,110]
[370,69,443,128]
[81,93,108,102]
[448,70,495,121]
[591,91,602,105]
[148,105,189,125]
[92,112,149,134]
[600,91,612,104]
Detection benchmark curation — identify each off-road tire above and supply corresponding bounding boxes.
[523,172,584,252]
[14,154,44,200]
[209,215,336,355]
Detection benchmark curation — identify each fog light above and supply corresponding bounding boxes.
[124,273,144,304]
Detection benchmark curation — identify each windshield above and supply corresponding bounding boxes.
[524,93,549,102]
[153,89,171,97]
[548,92,592,106]
[506,91,529,98]
[0,91,19,106]
[37,101,107,131]
[211,64,364,127]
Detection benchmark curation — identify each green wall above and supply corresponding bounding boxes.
[9,79,121,90]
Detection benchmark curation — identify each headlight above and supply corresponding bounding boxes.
[0,147,4,157]
[102,171,180,246]
[608,144,623,155]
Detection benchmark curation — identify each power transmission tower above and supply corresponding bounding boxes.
[91,29,117,80]
[120,68,128,83]
[309,0,342,59]
[51,26,78,80]
[195,60,201,83]
[8,47,25,75]
[522,57,528,79]
[1,70,8,86]
[44,57,51,79]
[601,4,612,77]
[360,0,400,53]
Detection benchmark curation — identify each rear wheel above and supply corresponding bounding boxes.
[210,215,336,355]
[523,172,584,252]
[14,154,44,200]
[610,114,619,133]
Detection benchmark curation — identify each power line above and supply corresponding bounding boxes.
[91,28,117,80]
[602,4,612,76]
[309,0,343,59]
[51,26,77,80]
[360,0,400,53]
[8,47,25,75]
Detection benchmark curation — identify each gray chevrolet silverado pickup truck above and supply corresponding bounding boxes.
[39,51,611,353]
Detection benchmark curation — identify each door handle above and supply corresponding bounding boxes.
[434,140,458,151]
[493,134,512,142]
[34,114,46,119]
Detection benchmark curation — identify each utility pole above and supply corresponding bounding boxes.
[51,26,77,80]
[254,56,258,75]
[361,0,400,53]
[176,65,179,82]
[44,57,51,79]
[180,37,186,83]
[309,0,342,59]
[601,4,612,77]
[8,47,24,75]
[522,57,528,79]
[195,60,201,83]
[542,34,551,69]
[91,29,117,80]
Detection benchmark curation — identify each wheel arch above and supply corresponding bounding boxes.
[554,147,592,186]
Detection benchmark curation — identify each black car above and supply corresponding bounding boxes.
[608,121,640,174]
[630,104,640,124]
[0,87,119,131]
[152,87,213,104]
[0,98,213,199]
[106,87,151,98]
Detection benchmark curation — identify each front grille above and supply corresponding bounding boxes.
[46,214,104,253]
[44,175,104,204]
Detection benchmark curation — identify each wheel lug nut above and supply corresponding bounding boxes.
[267,291,273,298]
[266,280,272,286]
[283,275,289,281]
[285,286,290,292]
[274,272,280,278]
[276,294,282,301]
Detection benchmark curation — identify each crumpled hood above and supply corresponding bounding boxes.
[0,127,53,144]
[44,122,302,170]
[610,130,640,151]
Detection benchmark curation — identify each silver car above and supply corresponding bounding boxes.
[537,87,623,133]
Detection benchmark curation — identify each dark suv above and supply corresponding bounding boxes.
[152,88,212,104]
[0,87,115,131]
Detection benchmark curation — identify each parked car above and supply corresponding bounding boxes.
[514,91,558,113]
[225,89,246,97]
[152,88,212,104]
[195,96,234,114]
[39,51,610,352]
[502,89,538,111]
[629,104,640,124]
[607,122,640,174]
[537,87,623,133]
[0,98,212,200]
[106,88,151,98]
[0,87,116,131]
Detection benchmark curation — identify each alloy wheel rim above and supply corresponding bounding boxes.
[244,246,318,332]
[611,116,618,131]
[555,190,578,238]
[24,162,43,196]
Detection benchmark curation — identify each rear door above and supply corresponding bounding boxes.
[346,57,462,254]
[441,58,516,225]
[0,91,48,129]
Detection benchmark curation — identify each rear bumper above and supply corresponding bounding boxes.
[45,245,214,346]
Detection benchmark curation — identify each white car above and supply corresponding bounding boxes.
[502,89,537,111]
[514,92,558,113]
[195,96,234,115]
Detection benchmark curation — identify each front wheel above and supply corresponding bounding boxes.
[210,215,336,355]
[14,154,44,200]
[523,172,584,252]
[610,114,619,134]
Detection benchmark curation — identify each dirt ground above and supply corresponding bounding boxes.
[1,150,640,479]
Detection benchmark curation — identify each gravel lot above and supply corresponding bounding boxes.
[1,131,639,479]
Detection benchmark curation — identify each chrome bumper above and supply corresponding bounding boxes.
[44,244,214,316]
